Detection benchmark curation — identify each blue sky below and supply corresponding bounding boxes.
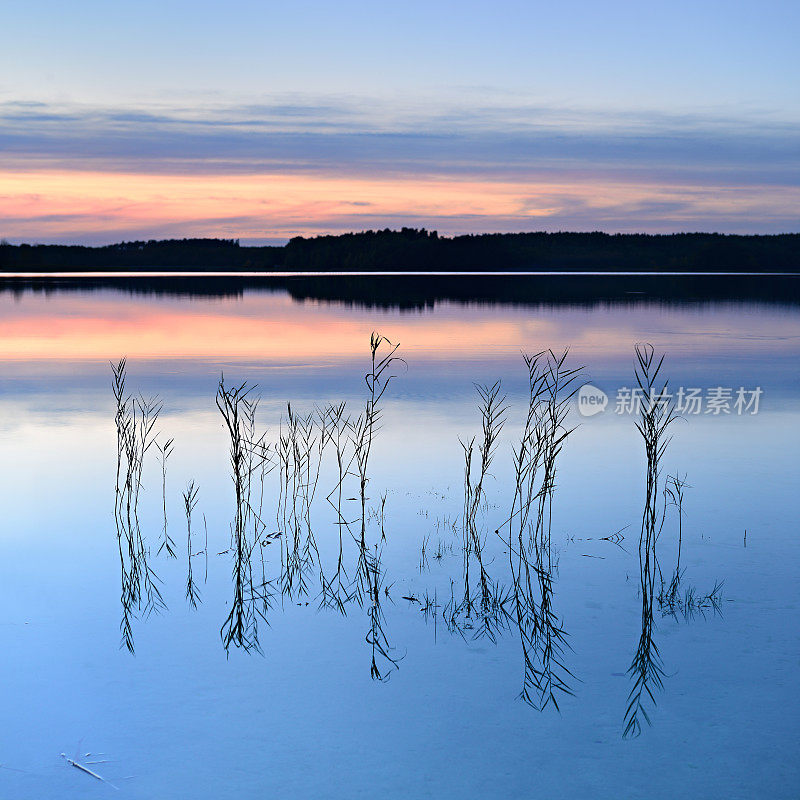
[1,0,798,242]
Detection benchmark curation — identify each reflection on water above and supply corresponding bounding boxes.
[182,481,202,611]
[623,344,674,738]
[112,359,165,652]
[215,378,271,653]
[504,350,582,712]
[111,337,722,731]
[0,279,798,799]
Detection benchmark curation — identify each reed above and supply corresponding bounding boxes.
[658,578,723,619]
[433,538,446,561]
[322,401,352,592]
[111,358,165,653]
[216,377,273,653]
[183,481,201,609]
[504,350,581,711]
[277,403,329,597]
[662,473,690,602]
[350,333,402,603]
[419,532,431,572]
[624,343,676,738]
[155,437,176,558]
[316,407,354,611]
[459,381,506,615]
[364,544,401,681]
[379,491,387,543]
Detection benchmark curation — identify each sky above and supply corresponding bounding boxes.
[1,0,798,243]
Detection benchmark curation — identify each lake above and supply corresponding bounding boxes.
[0,275,798,799]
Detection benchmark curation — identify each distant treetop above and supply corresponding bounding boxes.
[1,230,798,272]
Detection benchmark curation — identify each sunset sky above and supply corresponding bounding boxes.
[2,0,798,243]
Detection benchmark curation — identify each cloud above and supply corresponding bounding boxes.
[1,97,798,188]
[1,96,798,240]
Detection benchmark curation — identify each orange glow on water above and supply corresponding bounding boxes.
[1,290,798,365]
[0,291,548,362]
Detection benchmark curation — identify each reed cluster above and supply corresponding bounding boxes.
[108,336,725,721]
[216,378,274,653]
[504,349,582,710]
[112,358,165,653]
[624,344,675,738]
[460,381,506,617]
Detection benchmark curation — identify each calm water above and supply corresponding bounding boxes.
[0,278,798,799]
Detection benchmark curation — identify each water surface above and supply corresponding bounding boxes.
[0,278,798,799]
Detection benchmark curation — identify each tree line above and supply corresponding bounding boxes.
[1,229,798,272]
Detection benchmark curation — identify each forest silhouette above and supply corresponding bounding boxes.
[1,229,798,272]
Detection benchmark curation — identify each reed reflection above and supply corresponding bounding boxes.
[108,338,725,724]
[216,379,273,654]
[623,345,673,738]
[504,351,581,711]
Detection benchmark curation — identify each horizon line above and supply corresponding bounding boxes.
[3,229,800,248]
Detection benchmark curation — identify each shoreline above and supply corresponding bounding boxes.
[2,270,800,279]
